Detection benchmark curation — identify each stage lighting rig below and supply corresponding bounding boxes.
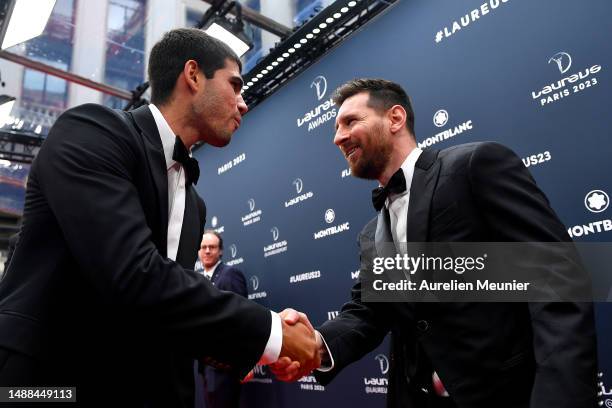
[241,0,398,109]
[0,0,57,50]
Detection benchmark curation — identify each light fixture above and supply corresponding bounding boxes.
[201,2,252,57]
[0,95,16,127]
[0,0,57,50]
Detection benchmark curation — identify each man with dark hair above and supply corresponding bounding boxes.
[274,78,597,408]
[0,28,319,406]
[196,230,247,408]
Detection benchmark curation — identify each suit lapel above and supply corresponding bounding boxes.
[129,105,169,254]
[406,148,441,243]
[211,263,224,284]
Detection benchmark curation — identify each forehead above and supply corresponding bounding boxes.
[214,59,241,78]
[337,92,375,118]
[201,233,220,245]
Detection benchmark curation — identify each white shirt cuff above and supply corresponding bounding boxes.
[258,311,282,365]
[315,331,335,372]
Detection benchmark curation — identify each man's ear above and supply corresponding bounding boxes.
[388,105,407,134]
[183,60,202,93]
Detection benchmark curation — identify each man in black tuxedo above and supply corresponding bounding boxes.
[0,28,319,406]
[196,230,246,408]
[273,79,597,407]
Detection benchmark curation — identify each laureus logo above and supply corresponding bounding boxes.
[374,354,389,375]
[310,75,327,100]
[271,226,280,241]
[211,216,218,227]
[250,276,259,291]
[247,198,256,212]
[229,244,237,258]
[293,178,303,194]
[548,51,572,74]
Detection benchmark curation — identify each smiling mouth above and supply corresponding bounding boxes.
[345,146,359,159]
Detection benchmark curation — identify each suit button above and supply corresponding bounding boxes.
[416,320,429,332]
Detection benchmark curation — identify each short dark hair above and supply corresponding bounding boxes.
[148,28,242,106]
[332,78,415,136]
[203,229,223,251]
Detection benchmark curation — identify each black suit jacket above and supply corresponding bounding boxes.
[315,142,597,408]
[202,263,248,408]
[0,104,271,406]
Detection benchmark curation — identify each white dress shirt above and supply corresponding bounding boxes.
[318,147,423,372]
[148,104,281,365]
[202,261,221,281]
[386,148,422,253]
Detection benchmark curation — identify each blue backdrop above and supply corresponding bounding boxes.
[194,0,612,406]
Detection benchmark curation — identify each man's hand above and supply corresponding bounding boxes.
[269,309,323,382]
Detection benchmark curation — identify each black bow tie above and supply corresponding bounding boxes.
[371,168,406,211]
[172,136,199,186]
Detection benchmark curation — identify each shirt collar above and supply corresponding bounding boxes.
[386,147,423,207]
[148,103,179,171]
[205,261,221,275]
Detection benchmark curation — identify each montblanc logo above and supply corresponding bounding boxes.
[325,209,335,224]
[271,227,279,241]
[567,190,612,239]
[242,198,262,226]
[225,243,244,266]
[310,75,327,100]
[264,226,288,257]
[375,354,390,375]
[433,109,449,127]
[297,75,336,132]
[210,215,224,233]
[248,275,268,300]
[531,52,602,107]
[548,52,572,74]
[285,178,314,208]
[314,209,350,239]
[419,109,473,149]
[585,190,609,214]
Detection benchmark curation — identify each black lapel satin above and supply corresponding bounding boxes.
[406,149,441,243]
[175,187,200,269]
[129,105,169,255]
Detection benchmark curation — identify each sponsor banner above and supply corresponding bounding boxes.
[363,354,389,395]
[296,75,337,132]
[242,198,263,226]
[418,109,474,148]
[531,51,602,107]
[313,209,351,239]
[218,153,247,175]
[248,276,267,300]
[434,0,511,44]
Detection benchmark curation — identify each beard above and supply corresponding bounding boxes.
[350,123,393,180]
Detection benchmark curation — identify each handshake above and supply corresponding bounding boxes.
[248,308,325,382]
